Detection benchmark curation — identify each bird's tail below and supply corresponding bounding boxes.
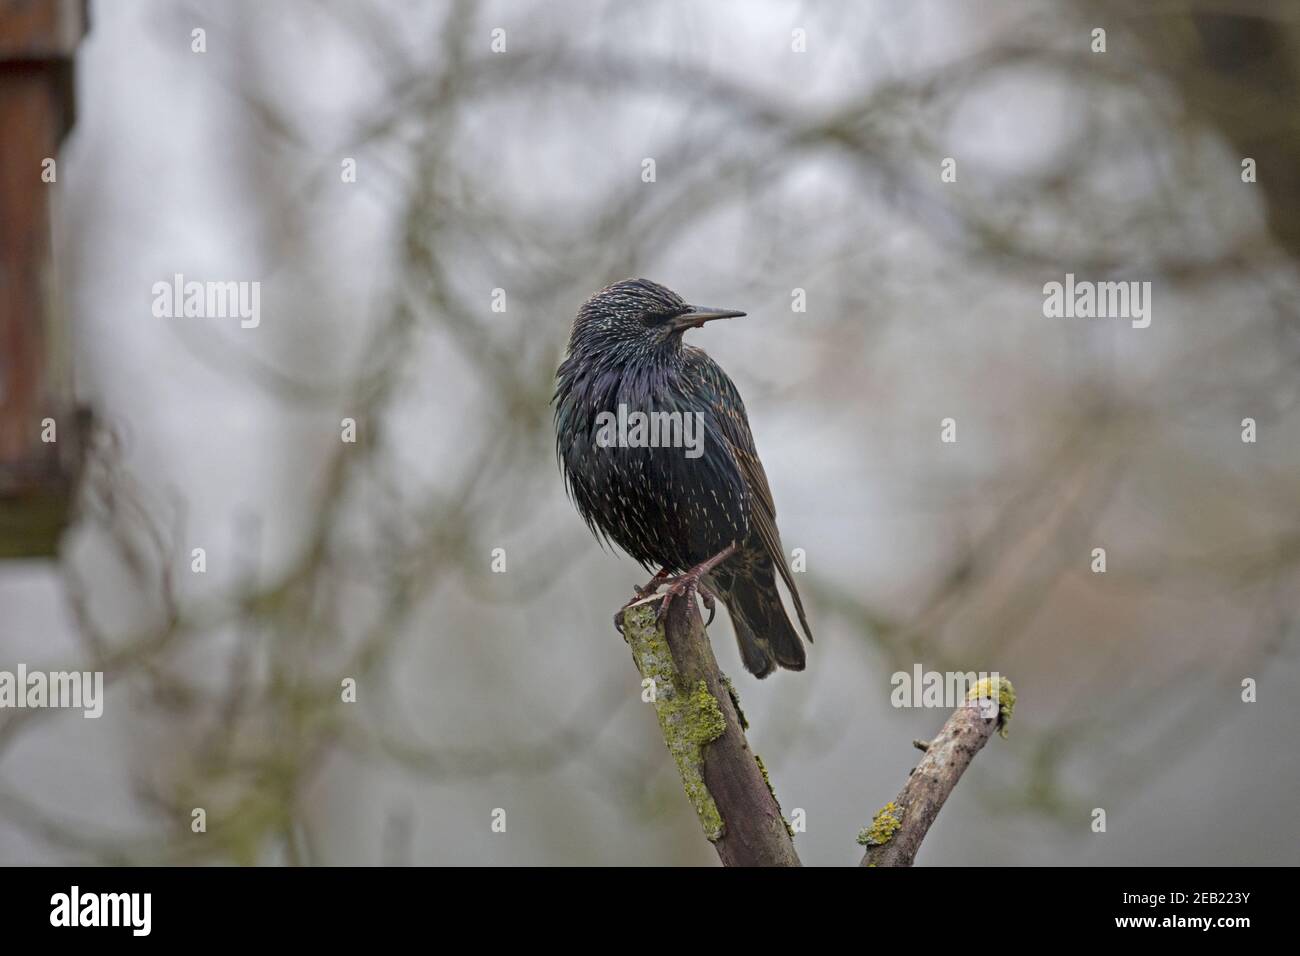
[719,564,807,679]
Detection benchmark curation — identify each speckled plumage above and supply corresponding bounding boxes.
[553,278,812,677]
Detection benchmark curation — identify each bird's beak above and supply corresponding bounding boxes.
[669,305,747,332]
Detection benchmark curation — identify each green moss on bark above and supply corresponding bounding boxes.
[755,753,795,838]
[623,604,728,841]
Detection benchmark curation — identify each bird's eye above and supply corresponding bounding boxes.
[640,306,688,327]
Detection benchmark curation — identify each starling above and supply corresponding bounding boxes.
[553,278,812,678]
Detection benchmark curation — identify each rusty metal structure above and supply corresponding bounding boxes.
[0,0,87,558]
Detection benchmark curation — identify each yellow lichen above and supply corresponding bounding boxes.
[857,801,903,847]
[966,675,1016,738]
[684,680,727,745]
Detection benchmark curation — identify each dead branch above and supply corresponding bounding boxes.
[859,677,1015,867]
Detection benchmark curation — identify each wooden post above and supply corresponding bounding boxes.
[0,0,88,558]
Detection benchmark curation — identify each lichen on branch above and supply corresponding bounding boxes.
[966,675,1017,738]
[857,801,903,847]
[622,603,727,840]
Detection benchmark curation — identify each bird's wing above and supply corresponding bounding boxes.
[686,349,813,642]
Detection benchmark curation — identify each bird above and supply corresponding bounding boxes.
[553,277,812,678]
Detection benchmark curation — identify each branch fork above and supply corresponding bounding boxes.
[620,595,1014,866]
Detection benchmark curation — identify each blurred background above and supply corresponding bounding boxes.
[1,0,1298,865]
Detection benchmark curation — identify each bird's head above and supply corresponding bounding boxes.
[568,278,745,359]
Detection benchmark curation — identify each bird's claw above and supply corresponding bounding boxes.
[633,568,672,598]
[654,575,697,625]
[618,547,734,633]
[614,591,669,634]
[653,573,719,627]
[616,569,673,633]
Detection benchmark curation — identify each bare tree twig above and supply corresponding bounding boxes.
[859,678,1016,867]
[620,598,800,867]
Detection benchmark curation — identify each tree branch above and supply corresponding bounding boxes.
[858,677,1016,867]
[621,593,1013,867]
[620,597,800,867]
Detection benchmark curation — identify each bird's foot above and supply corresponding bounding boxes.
[614,568,674,633]
[613,545,737,632]
[613,583,717,631]
[653,574,722,626]
[633,567,674,598]
[653,543,738,627]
